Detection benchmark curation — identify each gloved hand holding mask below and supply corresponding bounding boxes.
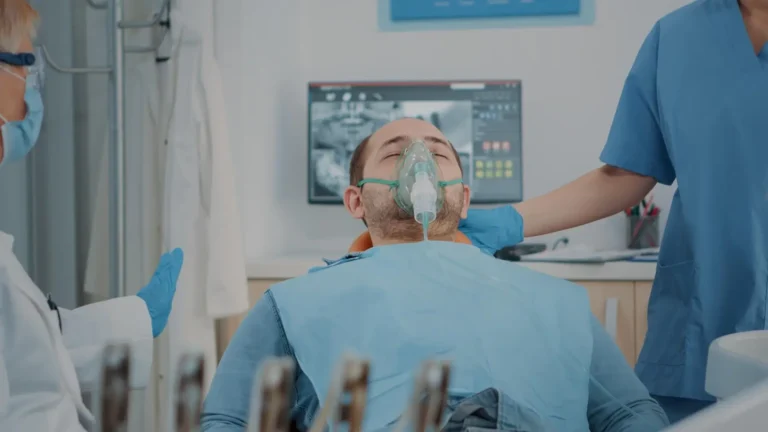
[357,140,463,238]
[137,248,185,337]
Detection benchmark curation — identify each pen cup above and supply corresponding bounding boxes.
[627,215,659,249]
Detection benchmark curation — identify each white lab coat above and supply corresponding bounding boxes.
[0,232,153,431]
[159,6,249,425]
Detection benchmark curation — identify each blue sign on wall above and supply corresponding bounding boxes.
[391,0,581,22]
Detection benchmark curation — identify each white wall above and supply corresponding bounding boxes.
[236,0,686,260]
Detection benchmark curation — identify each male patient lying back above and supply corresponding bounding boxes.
[201,119,668,432]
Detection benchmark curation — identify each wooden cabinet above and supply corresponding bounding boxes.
[216,279,654,367]
[578,282,637,366]
[215,279,282,359]
[573,281,654,367]
[634,282,653,362]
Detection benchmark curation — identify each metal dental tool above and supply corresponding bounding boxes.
[308,354,371,432]
[174,353,206,432]
[334,356,371,432]
[93,343,132,432]
[247,357,296,432]
[393,360,452,432]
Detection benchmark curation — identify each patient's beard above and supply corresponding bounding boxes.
[363,186,464,244]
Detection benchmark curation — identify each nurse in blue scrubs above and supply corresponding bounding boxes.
[459,0,768,423]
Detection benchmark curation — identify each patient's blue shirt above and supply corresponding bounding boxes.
[202,242,667,432]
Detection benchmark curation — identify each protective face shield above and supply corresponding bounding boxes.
[357,140,463,226]
[0,52,44,168]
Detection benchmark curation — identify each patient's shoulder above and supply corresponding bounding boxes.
[306,252,371,274]
[269,252,372,295]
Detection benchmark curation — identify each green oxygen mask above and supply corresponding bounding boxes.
[357,140,463,226]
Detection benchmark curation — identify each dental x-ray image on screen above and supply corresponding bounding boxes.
[307,81,523,204]
[309,101,472,201]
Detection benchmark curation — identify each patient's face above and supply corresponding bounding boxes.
[350,118,470,242]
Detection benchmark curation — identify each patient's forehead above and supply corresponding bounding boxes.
[367,118,447,152]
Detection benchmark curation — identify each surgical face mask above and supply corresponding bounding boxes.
[0,63,44,167]
[357,140,463,226]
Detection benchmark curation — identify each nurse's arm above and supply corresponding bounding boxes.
[514,166,656,238]
[459,167,655,253]
[501,22,672,239]
[201,291,295,431]
[586,315,669,431]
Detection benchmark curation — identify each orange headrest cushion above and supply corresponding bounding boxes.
[348,230,473,253]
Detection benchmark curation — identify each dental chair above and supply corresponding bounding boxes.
[348,231,473,252]
[664,330,768,431]
[705,330,768,401]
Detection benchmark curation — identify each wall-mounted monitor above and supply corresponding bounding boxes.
[308,80,522,204]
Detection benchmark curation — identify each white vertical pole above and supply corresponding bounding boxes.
[107,0,126,298]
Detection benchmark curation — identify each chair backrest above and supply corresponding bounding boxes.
[348,230,473,253]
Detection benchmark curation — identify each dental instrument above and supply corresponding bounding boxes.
[247,357,296,432]
[308,354,371,432]
[93,343,131,432]
[174,353,205,432]
[393,360,452,432]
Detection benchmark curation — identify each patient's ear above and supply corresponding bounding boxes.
[460,185,471,219]
[344,186,365,220]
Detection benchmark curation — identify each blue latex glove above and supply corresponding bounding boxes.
[459,206,525,255]
[137,248,184,337]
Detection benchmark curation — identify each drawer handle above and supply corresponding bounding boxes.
[605,297,619,342]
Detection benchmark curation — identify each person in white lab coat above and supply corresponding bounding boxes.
[0,3,184,430]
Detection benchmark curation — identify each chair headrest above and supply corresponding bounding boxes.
[348,230,473,253]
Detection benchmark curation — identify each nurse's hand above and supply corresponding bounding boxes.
[137,248,184,337]
[459,206,524,255]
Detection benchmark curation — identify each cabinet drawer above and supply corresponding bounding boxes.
[577,281,636,367]
[215,279,285,358]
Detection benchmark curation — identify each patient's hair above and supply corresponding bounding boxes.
[0,0,39,52]
[349,136,372,187]
[349,133,464,187]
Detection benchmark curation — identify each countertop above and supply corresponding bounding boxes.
[247,253,657,281]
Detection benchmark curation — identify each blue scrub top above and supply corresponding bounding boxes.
[600,0,768,401]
